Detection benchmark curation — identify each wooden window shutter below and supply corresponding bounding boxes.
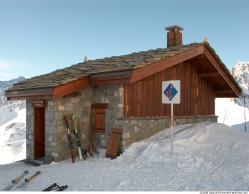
[94,108,106,133]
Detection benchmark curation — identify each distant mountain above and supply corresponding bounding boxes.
[0,76,25,104]
[231,61,249,106]
[0,76,25,92]
[0,76,26,125]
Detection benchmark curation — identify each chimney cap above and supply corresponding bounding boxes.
[165,25,183,31]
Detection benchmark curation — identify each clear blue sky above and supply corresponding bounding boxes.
[0,0,249,80]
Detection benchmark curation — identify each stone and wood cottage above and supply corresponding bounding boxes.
[5,25,241,162]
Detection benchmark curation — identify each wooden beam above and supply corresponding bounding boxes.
[199,72,219,77]
[130,45,204,83]
[90,70,132,85]
[91,78,129,85]
[91,103,108,109]
[32,100,45,108]
[203,47,241,97]
[52,77,90,99]
[215,90,237,97]
[90,70,132,79]
[5,87,53,99]
[216,90,234,94]
[7,95,52,101]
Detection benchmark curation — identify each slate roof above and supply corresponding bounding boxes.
[7,43,204,91]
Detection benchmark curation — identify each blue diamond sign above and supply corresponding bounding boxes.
[162,80,180,104]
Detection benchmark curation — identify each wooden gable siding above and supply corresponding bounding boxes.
[52,77,90,99]
[130,45,204,83]
[124,61,215,117]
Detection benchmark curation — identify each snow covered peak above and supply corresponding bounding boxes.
[0,76,26,125]
[232,61,249,95]
[0,76,25,93]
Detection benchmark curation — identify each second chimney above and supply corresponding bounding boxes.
[165,25,183,48]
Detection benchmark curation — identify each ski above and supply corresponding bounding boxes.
[42,183,68,191]
[17,171,41,188]
[42,183,58,191]
[71,113,88,160]
[78,115,88,159]
[64,115,75,163]
[2,170,29,191]
[88,108,95,156]
[51,185,68,191]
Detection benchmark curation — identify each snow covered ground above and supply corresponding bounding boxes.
[1,122,249,191]
[215,98,249,130]
[0,108,26,165]
[0,77,26,164]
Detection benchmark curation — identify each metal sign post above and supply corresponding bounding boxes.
[170,103,174,155]
[162,80,180,156]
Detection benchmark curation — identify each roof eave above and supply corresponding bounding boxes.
[203,44,242,97]
[5,87,53,100]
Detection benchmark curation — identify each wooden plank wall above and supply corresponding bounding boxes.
[124,61,215,117]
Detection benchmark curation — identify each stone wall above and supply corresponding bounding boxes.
[92,84,124,149]
[47,86,93,162]
[26,100,34,160]
[25,84,124,162]
[117,115,217,151]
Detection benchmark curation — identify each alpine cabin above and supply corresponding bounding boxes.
[5,25,241,162]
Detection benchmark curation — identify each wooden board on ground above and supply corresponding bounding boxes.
[106,128,122,159]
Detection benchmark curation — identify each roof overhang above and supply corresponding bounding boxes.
[5,71,132,100]
[6,77,90,100]
[5,87,53,100]
[130,44,241,98]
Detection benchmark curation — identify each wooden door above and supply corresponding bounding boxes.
[34,107,45,159]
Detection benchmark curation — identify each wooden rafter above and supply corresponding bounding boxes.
[203,47,241,97]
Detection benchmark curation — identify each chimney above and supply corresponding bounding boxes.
[165,25,183,48]
[84,56,88,62]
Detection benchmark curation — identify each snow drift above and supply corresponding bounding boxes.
[0,77,26,164]
[1,122,249,191]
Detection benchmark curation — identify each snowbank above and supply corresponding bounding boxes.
[0,108,26,164]
[215,98,249,130]
[0,104,17,126]
[1,122,249,191]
